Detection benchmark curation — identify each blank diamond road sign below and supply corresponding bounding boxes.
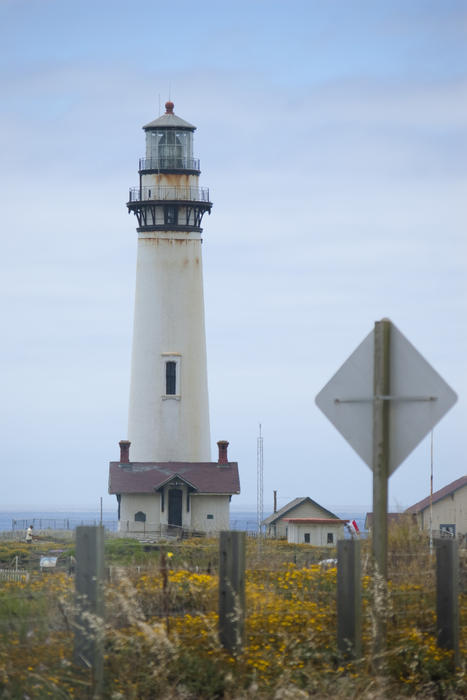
[315,322,457,475]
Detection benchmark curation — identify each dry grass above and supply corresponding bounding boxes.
[0,526,465,699]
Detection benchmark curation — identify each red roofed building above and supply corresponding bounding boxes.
[109,440,240,536]
[406,474,467,538]
[262,497,348,545]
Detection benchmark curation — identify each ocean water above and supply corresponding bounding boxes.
[0,510,367,534]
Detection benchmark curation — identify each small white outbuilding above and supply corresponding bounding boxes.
[262,497,348,545]
[283,517,348,546]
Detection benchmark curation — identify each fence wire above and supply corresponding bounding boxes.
[0,539,466,698]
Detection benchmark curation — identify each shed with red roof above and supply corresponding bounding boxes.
[262,497,348,545]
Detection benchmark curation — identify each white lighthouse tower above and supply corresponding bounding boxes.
[127,101,212,463]
[109,103,239,536]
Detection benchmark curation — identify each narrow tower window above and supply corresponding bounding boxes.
[166,361,176,395]
[165,205,178,225]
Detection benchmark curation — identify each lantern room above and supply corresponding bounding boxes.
[141,101,198,172]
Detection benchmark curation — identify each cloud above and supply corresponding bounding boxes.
[0,19,465,510]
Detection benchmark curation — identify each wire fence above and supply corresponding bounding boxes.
[8,517,259,536]
[0,559,464,639]
[11,518,119,532]
[0,535,466,697]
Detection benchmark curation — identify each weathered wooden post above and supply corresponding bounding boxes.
[74,525,105,696]
[160,548,170,633]
[436,538,459,666]
[371,319,390,659]
[219,531,245,653]
[337,539,361,659]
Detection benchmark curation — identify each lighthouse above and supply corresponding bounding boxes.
[127,101,212,463]
[109,103,239,535]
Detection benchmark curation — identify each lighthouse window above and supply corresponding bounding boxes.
[159,131,184,166]
[166,361,177,395]
[165,205,178,225]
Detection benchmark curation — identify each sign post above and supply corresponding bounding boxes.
[371,319,390,659]
[316,319,457,661]
[372,319,390,582]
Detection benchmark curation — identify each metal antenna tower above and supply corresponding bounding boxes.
[257,423,264,536]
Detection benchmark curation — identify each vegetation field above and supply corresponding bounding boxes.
[0,524,466,699]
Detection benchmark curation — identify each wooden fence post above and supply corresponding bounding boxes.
[337,539,361,659]
[371,319,390,661]
[219,531,245,653]
[74,525,105,696]
[436,538,459,666]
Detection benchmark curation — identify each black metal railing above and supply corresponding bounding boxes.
[139,157,200,171]
[128,186,210,203]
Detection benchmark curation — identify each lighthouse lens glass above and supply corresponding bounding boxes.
[147,130,193,169]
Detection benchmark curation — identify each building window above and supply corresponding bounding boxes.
[327,532,334,544]
[207,514,214,520]
[135,511,146,523]
[304,533,310,544]
[164,205,178,225]
[166,361,176,395]
[440,524,456,537]
[162,354,181,398]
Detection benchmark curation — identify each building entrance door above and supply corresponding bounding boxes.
[168,489,183,527]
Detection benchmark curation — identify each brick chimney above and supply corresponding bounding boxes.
[217,440,229,465]
[119,440,131,463]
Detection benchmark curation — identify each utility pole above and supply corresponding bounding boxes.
[257,424,264,538]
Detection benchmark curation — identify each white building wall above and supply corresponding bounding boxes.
[287,522,345,546]
[119,493,161,533]
[419,485,467,536]
[127,230,211,462]
[190,495,230,533]
[118,490,231,534]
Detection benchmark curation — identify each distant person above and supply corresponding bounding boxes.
[68,555,76,575]
[25,525,33,543]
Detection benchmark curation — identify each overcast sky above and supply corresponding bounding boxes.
[1,0,466,513]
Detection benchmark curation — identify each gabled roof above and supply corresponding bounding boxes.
[154,472,198,491]
[262,497,339,526]
[109,461,240,496]
[406,474,467,514]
